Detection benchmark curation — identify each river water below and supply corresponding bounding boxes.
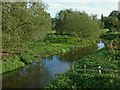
[2,41,105,88]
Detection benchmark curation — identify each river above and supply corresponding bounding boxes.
[2,41,105,88]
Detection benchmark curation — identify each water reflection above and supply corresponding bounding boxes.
[59,45,98,63]
[97,41,105,50]
[44,56,71,76]
[3,61,52,88]
[2,42,103,88]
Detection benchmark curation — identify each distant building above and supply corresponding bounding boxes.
[119,1,120,12]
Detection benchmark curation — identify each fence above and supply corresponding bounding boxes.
[71,65,120,75]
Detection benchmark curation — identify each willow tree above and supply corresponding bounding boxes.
[54,9,74,34]
[55,9,100,38]
[2,2,51,49]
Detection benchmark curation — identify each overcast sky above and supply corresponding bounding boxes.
[43,0,119,19]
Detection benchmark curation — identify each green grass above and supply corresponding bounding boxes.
[99,29,109,35]
[75,49,119,71]
[2,60,25,74]
[47,30,56,34]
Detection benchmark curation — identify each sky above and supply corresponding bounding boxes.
[42,0,119,19]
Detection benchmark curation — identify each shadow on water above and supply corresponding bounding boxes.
[2,41,105,88]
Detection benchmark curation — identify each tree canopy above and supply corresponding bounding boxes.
[103,16,118,32]
[54,9,100,38]
[109,10,119,19]
[2,2,52,48]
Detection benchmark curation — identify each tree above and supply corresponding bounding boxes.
[103,16,118,32]
[54,9,100,38]
[101,14,104,22]
[118,12,120,32]
[118,12,120,20]
[91,14,104,29]
[51,18,56,30]
[109,10,119,32]
[96,19,104,29]
[54,9,74,34]
[109,10,119,19]
[2,2,52,49]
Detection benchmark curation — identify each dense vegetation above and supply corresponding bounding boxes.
[2,2,51,49]
[1,30,100,74]
[1,2,51,73]
[1,1,120,89]
[54,9,100,38]
[1,2,102,74]
[45,10,120,89]
[102,10,119,32]
[45,49,120,88]
[45,24,120,88]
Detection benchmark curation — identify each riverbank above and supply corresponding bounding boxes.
[1,31,101,74]
[2,43,99,88]
[45,48,120,88]
[45,30,120,89]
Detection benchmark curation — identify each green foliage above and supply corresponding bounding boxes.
[103,17,118,32]
[2,60,25,74]
[54,9,74,34]
[1,32,100,74]
[101,34,118,40]
[101,14,104,22]
[118,13,120,32]
[44,36,67,43]
[91,14,104,29]
[2,2,51,49]
[19,55,33,64]
[97,19,104,29]
[46,72,120,88]
[75,50,119,70]
[109,10,119,19]
[118,12,120,20]
[99,29,109,35]
[1,26,103,74]
[45,49,120,88]
[51,18,56,30]
[54,9,100,38]
[100,31,119,55]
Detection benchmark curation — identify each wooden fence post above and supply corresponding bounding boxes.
[98,66,101,74]
[84,65,86,74]
[72,65,75,73]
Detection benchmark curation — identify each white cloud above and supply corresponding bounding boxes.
[43,0,119,3]
[44,0,118,19]
[66,6,101,11]
[47,3,62,8]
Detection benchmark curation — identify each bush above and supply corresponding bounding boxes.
[19,55,33,64]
